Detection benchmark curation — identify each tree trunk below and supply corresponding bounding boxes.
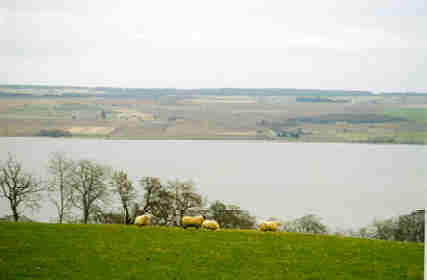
[59,212,63,224]
[12,206,19,222]
[59,180,64,224]
[124,206,130,225]
[179,210,185,227]
[83,207,89,224]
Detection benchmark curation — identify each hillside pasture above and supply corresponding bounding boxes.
[0,222,423,280]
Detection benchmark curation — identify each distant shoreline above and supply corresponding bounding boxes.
[0,135,425,146]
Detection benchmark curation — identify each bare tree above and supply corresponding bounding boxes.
[47,152,74,224]
[139,176,163,214]
[133,178,204,226]
[395,211,424,243]
[167,179,203,226]
[111,170,136,224]
[0,154,43,221]
[369,211,424,242]
[91,208,123,224]
[209,201,256,229]
[282,214,328,234]
[70,160,111,224]
[137,177,175,225]
[371,218,398,241]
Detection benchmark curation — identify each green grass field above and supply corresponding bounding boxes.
[385,108,427,124]
[0,222,423,280]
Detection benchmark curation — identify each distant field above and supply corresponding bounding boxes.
[217,131,257,136]
[0,99,102,120]
[1,95,427,144]
[384,108,427,124]
[189,98,257,104]
[68,126,115,135]
[0,222,423,280]
[114,108,155,121]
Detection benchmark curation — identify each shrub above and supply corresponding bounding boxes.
[37,129,72,137]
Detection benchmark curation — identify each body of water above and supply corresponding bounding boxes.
[1,137,426,231]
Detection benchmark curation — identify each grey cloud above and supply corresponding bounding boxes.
[0,0,123,17]
[0,0,426,91]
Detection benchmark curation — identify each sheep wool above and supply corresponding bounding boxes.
[181,215,205,229]
[259,221,280,232]
[202,220,220,231]
[134,214,152,227]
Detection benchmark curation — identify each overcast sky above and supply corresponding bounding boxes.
[0,0,426,92]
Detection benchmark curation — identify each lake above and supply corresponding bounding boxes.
[0,137,426,231]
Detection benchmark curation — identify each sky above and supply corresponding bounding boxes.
[0,0,426,92]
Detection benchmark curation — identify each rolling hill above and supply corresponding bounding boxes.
[0,222,423,279]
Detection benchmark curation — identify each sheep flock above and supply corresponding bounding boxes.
[134,214,282,233]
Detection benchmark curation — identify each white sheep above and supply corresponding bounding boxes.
[134,214,152,227]
[259,221,281,232]
[202,219,220,231]
[181,215,206,229]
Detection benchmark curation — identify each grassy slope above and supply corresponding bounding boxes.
[0,222,423,280]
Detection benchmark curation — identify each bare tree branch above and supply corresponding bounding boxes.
[46,152,74,224]
[111,170,136,224]
[0,154,43,221]
[69,160,111,224]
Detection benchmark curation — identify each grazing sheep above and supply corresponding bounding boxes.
[134,214,152,227]
[181,215,206,229]
[259,221,281,232]
[202,220,220,231]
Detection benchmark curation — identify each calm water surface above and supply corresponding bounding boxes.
[1,137,426,231]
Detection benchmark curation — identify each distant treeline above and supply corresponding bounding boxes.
[296,97,348,103]
[37,129,72,137]
[2,84,427,98]
[0,85,374,98]
[0,92,36,97]
[3,84,427,100]
[378,92,427,96]
[0,152,424,242]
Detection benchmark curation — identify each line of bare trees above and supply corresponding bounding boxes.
[0,153,256,229]
[343,212,425,243]
[0,153,424,242]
